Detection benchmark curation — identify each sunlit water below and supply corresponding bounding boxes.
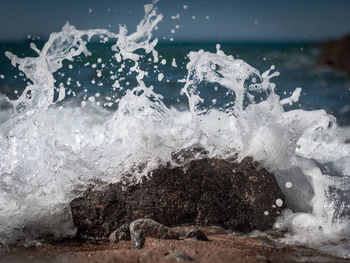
[0,2,349,258]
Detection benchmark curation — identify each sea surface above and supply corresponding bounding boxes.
[1,41,350,125]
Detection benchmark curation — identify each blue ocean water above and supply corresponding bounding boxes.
[1,41,350,126]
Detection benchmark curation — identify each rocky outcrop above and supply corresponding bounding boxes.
[70,157,285,238]
[320,34,350,73]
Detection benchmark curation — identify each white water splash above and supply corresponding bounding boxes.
[0,2,349,258]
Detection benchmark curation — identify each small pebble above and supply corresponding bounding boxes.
[109,224,130,243]
[185,229,209,241]
[130,218,179,240]
[131,229,145,249]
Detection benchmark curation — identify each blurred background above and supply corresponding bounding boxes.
[1,0,350,125]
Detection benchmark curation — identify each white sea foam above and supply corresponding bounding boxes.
[0,2,349,257]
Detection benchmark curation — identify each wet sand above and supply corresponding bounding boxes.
[0,226,348,263]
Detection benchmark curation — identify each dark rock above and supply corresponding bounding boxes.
[319,34,350,74]
[165,252,194,261]
[185,229,209,241]
[70,183,128,238]
[130,218,179,240]
[109,224,130,243]
[71,157,285,238]
[131,229,145,249]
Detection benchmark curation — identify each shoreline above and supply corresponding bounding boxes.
[0,226,348,263]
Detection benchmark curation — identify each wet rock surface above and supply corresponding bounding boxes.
[185,229,209,241]
[320,34,350,73]
[130,219,179,241]
[131,229,145,249]
[70,157,285,238]
[109,224,130,243]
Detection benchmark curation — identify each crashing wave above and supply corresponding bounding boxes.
[0,1,349,257]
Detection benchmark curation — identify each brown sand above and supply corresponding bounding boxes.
[0,226,348,263]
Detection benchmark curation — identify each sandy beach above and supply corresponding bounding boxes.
[1,226,348,263]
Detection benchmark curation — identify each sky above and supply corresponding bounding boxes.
[0,0,349,41]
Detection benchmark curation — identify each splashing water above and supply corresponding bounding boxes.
[0,2,349,257]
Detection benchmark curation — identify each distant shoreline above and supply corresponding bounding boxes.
[319,34,350,74]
